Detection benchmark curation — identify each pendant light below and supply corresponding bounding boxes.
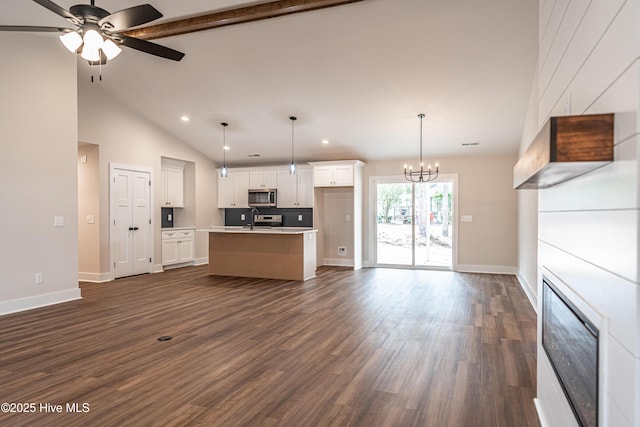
[289,116,297,175]
[220,122,229,178]
[404,114,439,182]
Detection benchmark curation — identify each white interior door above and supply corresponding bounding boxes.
[112,166,152,279]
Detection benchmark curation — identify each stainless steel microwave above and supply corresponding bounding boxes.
[248,189,277,207]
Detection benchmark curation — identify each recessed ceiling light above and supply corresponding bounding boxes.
[462,142,479,146]
[321,139,329,145]
[224,146,230,150]
[181,115,190,122]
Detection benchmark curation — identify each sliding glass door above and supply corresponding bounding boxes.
[375,177,454,269]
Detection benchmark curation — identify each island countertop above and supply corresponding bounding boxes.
[206,226,317,235]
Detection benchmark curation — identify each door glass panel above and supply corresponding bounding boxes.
[415,181,452,267]
[376,182,412,265]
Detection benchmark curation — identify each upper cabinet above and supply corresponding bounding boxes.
[161,165,184,208]
[311,161,365,187]
[249,169,277,189]
[277,166,313,208]
[218,170,250,208]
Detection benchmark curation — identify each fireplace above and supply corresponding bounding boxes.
[542,277,599,427]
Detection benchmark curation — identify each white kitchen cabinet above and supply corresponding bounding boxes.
[313,164,354,187]
[162,229,194,266]
[161,165,184,207]
[277,166,313,208]
[249,169,277,189]
[218,170,250,208]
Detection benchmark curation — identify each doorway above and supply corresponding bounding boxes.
[374,176,456,269]
[110,164,153,278]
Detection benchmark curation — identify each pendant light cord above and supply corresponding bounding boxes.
[290,116,296,163]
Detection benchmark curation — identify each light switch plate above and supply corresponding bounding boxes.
[86,215,95,224]
[54,216,64,227]
[461,215,473,223]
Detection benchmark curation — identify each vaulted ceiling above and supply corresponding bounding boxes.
[2,0,538,167]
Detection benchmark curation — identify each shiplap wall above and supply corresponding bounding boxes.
[532,0,640,426]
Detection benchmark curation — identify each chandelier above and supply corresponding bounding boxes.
[404,114,439,182]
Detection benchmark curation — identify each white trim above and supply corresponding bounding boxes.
[323,258,355,267]
[194,257,209,266]
[516,272,538,311]
[152,264,164,273]
[533,398,549,427]
[0,289,82,316]
[162,261,195,271]
[78,272,112,283]
[455,264,518,274]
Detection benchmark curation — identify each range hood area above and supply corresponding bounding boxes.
[513,113,614,189]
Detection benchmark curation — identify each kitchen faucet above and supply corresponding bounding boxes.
[250,207,259,230]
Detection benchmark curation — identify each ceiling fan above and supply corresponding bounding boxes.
[0,0,185,65]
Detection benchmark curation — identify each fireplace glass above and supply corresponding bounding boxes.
[542,277,598,427]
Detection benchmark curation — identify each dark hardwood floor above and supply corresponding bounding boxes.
[0,266,539,427]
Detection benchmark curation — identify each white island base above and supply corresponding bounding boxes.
[208,227,317,281]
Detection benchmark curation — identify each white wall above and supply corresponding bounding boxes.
[78,143,101,279]
[528,1,640,426]
[77,80,223,277]
[364,156,518,272]
[0,34,81,314]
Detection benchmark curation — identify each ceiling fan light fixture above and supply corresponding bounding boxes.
[102,39,122,60]
[59,31,82,53]
[82,28,104,52]
[80,47,101,62]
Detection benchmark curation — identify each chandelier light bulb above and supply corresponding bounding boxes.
[59,31,82,53]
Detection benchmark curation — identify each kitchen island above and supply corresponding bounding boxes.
[207,226,317,281]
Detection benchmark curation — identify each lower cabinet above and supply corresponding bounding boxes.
[162,228,194,266]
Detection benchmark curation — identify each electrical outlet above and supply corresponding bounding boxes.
[298,214,303,221]
[338,247,347,256]
[35,273,43,284]
[240,214,245,221]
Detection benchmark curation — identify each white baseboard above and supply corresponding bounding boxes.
[322,258,354,267]
[152,264,164,273]
[162,261,195,271]
[455,264,518,274]
[78,271,112,283]
[517,273,538,312]
[0,288,82,316]
[533,398,549,427]
[194,257,208,266]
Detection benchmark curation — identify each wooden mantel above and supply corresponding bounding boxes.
[513,113,614,189]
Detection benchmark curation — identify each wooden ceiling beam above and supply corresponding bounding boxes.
[122,0,365,41]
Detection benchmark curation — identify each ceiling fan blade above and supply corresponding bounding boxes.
[99,4,163,31]
[118,35,185,61]
[32,0,80,25]
[0,25,69,32]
